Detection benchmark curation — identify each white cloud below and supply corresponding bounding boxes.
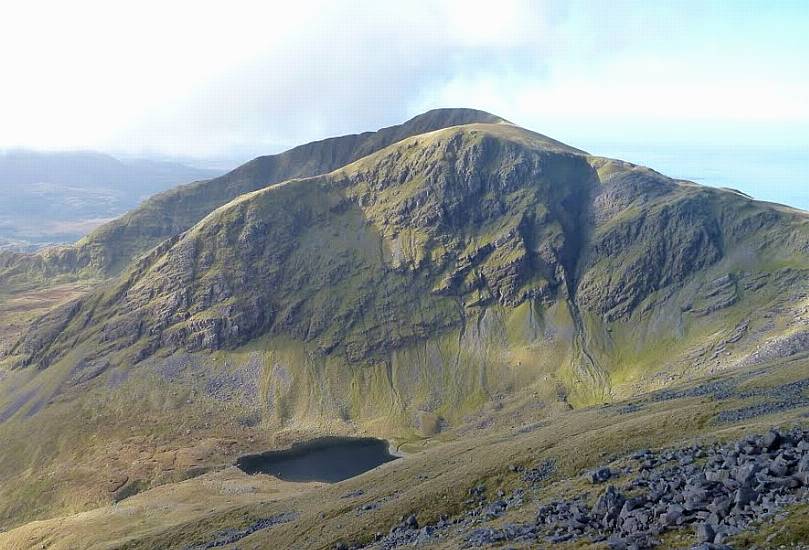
[0,0,806,158]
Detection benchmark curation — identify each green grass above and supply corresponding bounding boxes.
[2,353,806,549]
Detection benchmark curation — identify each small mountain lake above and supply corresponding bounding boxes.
[235,436,398,482]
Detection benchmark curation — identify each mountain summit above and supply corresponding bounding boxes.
[0,108,508,283]
[0,111,807,535]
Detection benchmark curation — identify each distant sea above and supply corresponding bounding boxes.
[588,145,809,212]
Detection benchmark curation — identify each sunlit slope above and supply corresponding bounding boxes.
[1,352,807,550]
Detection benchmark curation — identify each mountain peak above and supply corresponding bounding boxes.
[397,107,510,129]
[2,110,809,543]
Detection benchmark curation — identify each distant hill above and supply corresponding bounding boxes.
[0,150,222,250]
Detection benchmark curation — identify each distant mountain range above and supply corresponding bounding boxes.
[0,150,222,250]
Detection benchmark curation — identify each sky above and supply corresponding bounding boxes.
[1,1,808,168]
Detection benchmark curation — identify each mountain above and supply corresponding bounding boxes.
[0,110,807,545]
[0,150,222,250]
[0,109,507,285]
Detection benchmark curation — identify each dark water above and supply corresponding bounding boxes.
[235,436,398,482]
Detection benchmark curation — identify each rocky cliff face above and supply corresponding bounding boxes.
[7,125,596,368]
[7,121,808,388]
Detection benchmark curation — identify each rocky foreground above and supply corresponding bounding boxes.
[338,427,809,549]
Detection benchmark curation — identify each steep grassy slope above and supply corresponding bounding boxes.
[0,116,807,532]
[0,109,508,289]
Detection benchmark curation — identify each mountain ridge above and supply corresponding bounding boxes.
[6,121,808,397]
[0,109,509,287]
[0,111,807,535]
